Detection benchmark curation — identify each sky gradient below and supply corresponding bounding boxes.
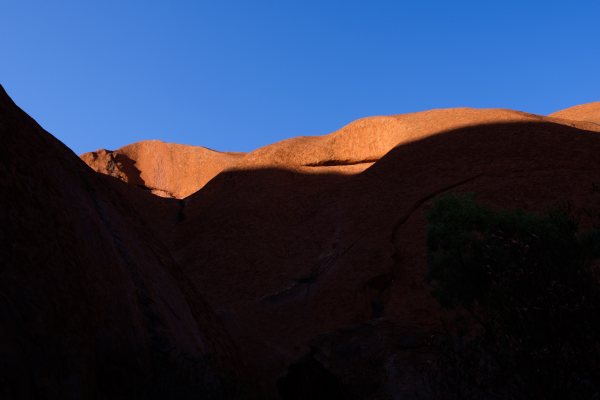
[2,0,600,154]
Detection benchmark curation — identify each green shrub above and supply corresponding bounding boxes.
[426,193,600,399]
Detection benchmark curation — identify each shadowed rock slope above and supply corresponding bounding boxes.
[6,87,600,399]
[170,120,600,399]
[0,86,247,399]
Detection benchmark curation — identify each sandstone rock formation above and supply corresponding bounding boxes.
[5,83,600,399]
[81,106,600,200]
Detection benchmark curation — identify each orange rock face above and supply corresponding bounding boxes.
[6,84,600,398]
[550,101,600,125]
[81,106,600,200]
[81,141,244,198]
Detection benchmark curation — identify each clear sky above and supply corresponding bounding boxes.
[2,1,600,154]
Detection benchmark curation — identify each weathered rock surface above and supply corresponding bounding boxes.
[81,141,244,198]
[6,85,600,399]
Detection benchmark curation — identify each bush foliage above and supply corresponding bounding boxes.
[426,193,600,399]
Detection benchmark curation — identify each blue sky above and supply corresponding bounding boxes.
[2,1,600,154]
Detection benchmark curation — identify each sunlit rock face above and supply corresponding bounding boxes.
[81,104,600,199]
[549,101,600,125]
[81,141,245,198]
[5,82,600,399]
